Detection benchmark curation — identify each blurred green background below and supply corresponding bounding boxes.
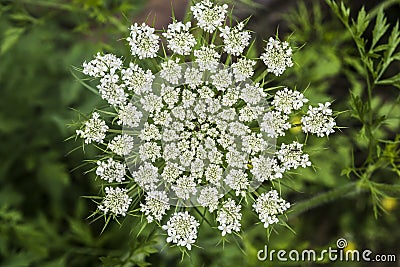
[0,0,399,266]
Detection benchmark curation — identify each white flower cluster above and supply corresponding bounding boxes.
[253,190,290,228]
[108,134,134,156]
[250,155,283,182]
[191,0,228,33]
[128,61,276,206]
[163,21,196,55]
[76,0,338,251]
[76,112,108,144]
[98,187,132,216]
[96,158,126,183]
[121,63,154,95]
[127,23,159,59]
[140,190,171,223]
[260,88,336,139]
[162,211,200,250]
[197,187,222,212]
[83,53,122,78]
[276,141,311,170]
[216,199,242,236]
[117,103,143,127]
[232,58,256,82]
[160,59,182,85]
[302,102,336,137]
[219,22,251,56]
[260,37,293,76]
[272,87,308,114]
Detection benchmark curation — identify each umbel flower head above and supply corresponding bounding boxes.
[75,0,337,252]
[98,187,132,217]
[76,112,108,144]
[253,190,290,228]
[162,211,200,250]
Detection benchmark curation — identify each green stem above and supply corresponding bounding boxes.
[372,182,400,197]
[288,182,366,218]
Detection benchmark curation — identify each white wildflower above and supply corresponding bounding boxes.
[219,22,251,56]
[197,187,221,212]
[181,89,197,108]
[224,169,249,196]
[250,155,283,182]
[231,57,256,82]
[216,198,242,236]
[172,175,197,200]
[139,122,161,141]
[184,66,204,89]
[139,142,161,162]
[191,0,228,33]
[301,102,336,137]
[140,93,163,113]
[117,103,143,128]
[204,164,223,185]
[140,190,170,223]
[217,132,235,149]
[97,80,127,106]
[194,45,220,72]
[260,111,291,138]
[272,88,308,114]
[162,21,196,55]
[260,37,293,76]
[198,85,215,99]
[83,53,122,78]
[161,162,183,183]
[211,69,232,91]
[162,211,200,250]
[161,84,180,108]
[171,175,197,200]
[121,63,154,95]
[108,134,134,156]
[241,133,267,155]
[153,110,172,127]
[238,105,264,122]
[98,187,132,216]
[226,149,248,169]
[276,141,311,171]
[222,87,241,106]
[240,83,265,105]
[160,59,182,85]
[127,23,159,59]
[96,158,126,183]
[133,162,159,191]
[228,121,250,137]
[253,190,290,228]
[76,112,108,144]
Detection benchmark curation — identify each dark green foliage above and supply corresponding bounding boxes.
[0,1,154,266]
[0,0,399,266]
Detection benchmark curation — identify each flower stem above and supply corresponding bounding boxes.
[288,182,366,218]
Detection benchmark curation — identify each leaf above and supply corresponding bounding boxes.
[354,7,370,37]
[385,21,400,61]
[371,8,389,50]
[373,44,390,52]
[393,52,400,61]
[350,93,367,122]
[376,73,400,85]
[340,167,353,178]
[100,256,122,267]
[0,27,25,54]
[325,0,350,23]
